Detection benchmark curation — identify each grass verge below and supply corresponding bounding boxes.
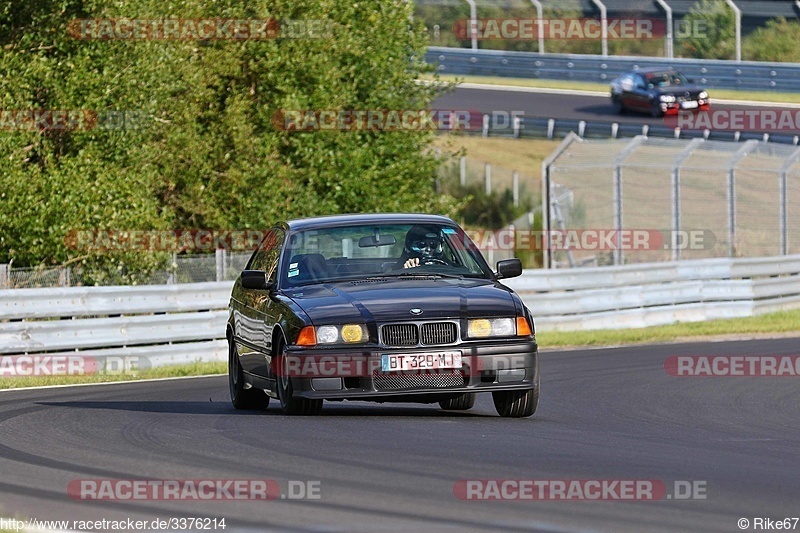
[538,309,800,348]
[0,360,226,390]
[432,133,559,186]
[425,73,800,104]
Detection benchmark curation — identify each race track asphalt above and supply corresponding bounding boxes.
[1,337,799,532]
[432,86,774,128]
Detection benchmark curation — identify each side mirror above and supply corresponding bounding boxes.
[495,258,522,279]
[241,270,274,290]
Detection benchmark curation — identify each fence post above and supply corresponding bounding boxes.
[460,156,466,187]
[725,0,742,61]
[655,0,674,58]
[588,0,608,57]
[58,267,71,287]
[727,140,758,257]
[671,167,681,261]
[780,169,788,256]
[529,0,544,54]
[541,133,582,269]
[671,138,704,261]
[482,114,490,138]
[167,252,177,285]
[0,264,8,289]
[484,163,491,195]
[465,0,478,50]
[512,171,519,207]
[779,146,800,255]
[216,249,226,281]
[611,136,646,265]
[613,164,623,265]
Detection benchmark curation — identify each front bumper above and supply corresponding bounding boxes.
[282,340,538,401]
[662,100,710,115]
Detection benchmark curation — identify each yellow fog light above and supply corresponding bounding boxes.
[341,324,365,343]
[468,319,492,338]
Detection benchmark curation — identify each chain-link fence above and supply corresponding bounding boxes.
[0,251,253,289]
[543,133,800,268]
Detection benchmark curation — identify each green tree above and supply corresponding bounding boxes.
[743,17,800,63]
[677,0,736,59]
[0,0,461,282]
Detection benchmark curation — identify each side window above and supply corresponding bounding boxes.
[634,74,646,89]
[620,74,634,91]
[247,229,285,283]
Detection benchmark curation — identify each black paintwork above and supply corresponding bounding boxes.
[226,214,538,405]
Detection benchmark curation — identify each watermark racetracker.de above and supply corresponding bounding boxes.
[453,479,707,500]
[665,356,800,377]
[67,18,333,40]
[67,478,321,500]
[452,18,710,41]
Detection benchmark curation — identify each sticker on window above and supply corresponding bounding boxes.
[442,228,456,234]
[288,269,299,277]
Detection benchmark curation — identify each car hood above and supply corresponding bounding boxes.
[656,85,705,97]
[283,278,519,324]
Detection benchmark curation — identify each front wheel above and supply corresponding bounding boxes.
[612,96,624,114]
[650,100,663,118]
[229,337,270,410]
[492,388,538,418]
[439,393,476,411]
[275,339,323,416]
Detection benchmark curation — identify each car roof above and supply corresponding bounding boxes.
[283,213,458,231]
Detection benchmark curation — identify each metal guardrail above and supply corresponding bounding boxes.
[427,46,800,92]
[474,115,800,145]
[0,282,233,320]
[0,255,799,367]
[0,282,234,368]
[504,255,800,331]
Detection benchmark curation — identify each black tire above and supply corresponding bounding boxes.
[650,100,663,118]
[275,338,323,416]
[493,388,538,418]
[439,393,476,411]
[229,336,270,410]
[612,96,624,114]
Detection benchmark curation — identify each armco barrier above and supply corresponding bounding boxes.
[1,255,799,367]
[0,282,234,368]
[427,46,800,92]
[471,115,800,145]
[503,255,800,331]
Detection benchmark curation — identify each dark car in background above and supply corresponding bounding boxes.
[227,213,539,417]
[610,68,710,117]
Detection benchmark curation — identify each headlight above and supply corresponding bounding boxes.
[699,91,708,99]
[316,326,339,344]
[467,317,515,338]
[659,94,676,103]
[316,324,367,344]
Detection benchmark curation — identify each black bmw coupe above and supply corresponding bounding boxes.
[610,67,710,117]
[227,213,539,417]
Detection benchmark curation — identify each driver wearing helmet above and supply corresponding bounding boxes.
[402,225,447,268]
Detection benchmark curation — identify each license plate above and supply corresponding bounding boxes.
[381,351,462,372]
[681,100,699,109]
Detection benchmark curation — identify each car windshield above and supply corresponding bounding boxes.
[646,71,689,88]
[281,223,493,287]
